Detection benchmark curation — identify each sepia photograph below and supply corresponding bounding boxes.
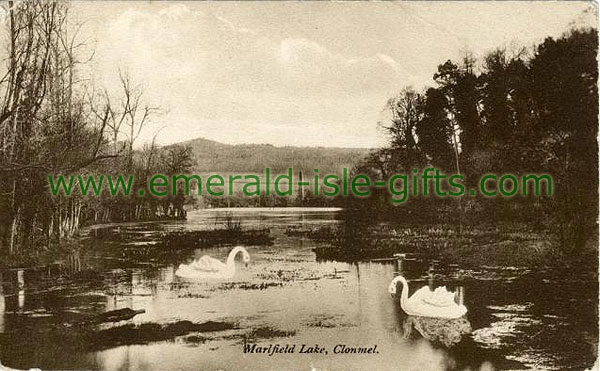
[0,1,598,370]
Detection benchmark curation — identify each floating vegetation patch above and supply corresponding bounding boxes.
[160,228,274,250]
[90,225,164,243]
[179,325,296,345]
[246,326,296,339]
[177,292,210,299]
[216,282,284,291]
[86,223,274,264]
[184,335,207,344]
[304,314,352,329]
[449,268,528,282]
[284,226,335,241]
[302,271,345,281]
[91,320,237,350]
[252,264,346,285]
[314,223,557,267]
[0,318,238,356]
[255,269,303,282]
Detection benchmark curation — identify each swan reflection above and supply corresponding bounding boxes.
[390,256,472,347]
[403,315,472,347]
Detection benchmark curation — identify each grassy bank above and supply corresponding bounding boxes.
[313,223,598,269]
[0,216,274,269]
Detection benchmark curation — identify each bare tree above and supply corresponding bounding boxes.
[0,0,126,251]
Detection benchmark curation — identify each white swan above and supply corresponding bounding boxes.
[175,246,250,279]
[388,275,467,319]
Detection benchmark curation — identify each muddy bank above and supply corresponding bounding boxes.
[92,320,237,349]
[312,223,596,269]
[82,224,275,265]
[0,317,303,361]
[0,319,238,355]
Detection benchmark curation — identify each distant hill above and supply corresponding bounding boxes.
[176,137,373,175]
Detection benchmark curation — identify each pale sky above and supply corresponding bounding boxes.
[69,1,596,148]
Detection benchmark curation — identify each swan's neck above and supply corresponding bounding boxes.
[396,276,410,312]
[226,246,246,267]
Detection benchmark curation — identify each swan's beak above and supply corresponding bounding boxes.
[245,263,249,268]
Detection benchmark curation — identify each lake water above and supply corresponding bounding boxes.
[0,208,597,370]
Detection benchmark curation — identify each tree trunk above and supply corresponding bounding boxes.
[9,207,21,254]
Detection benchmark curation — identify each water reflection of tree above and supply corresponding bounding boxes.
[0,273,4,333]
[320,209,382,260]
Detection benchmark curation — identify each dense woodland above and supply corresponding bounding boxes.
[0,0,597,263]
[181,137,369,175]
[344,28,598,256]
[180,137,367,208]
[0,1,196,257]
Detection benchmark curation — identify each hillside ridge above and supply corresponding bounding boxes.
[171,137,373,174]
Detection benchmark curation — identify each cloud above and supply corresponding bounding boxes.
[82,5,415,148]
[72,2,593,148]
[216,14,255,34]
[274,38,415,96]
[158,3,194,19]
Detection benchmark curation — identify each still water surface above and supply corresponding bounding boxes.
[0,208,597,370]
